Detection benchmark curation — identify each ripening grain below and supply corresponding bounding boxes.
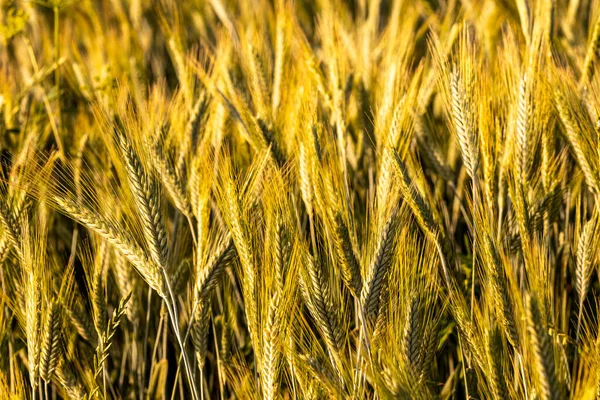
[0,1,599,399]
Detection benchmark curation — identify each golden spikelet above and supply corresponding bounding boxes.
[362,212,397,322]
[450,67,479,180]
[118,132,169,270]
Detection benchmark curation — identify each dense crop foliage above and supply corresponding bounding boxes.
[1,0,600,398]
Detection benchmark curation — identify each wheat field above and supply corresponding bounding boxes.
[1,0,600,399]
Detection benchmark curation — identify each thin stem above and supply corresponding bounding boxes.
[166,301,198,400]
[517,353,528,399]
[151,305,165,364]
[434,239,451,287]
[54,7,62,138]
[576,305,583,343]
[162,273,199,400]
[170,357,183,400]
[140,288,153,400]
[23,40,64,158]
[470,174,478,321]
[102,340,107,399]
[459,336,470,399]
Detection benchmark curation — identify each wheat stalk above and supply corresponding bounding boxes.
[191,298,211,371]
[516,74,531,185]
[91,291,131,397]
[450,68,478,180]
[487,327,508,400]
[261,291,281,400]
[576,214,597,341]
[300,252,344,364]
[526,293,561,400]
[39,300,61,382]
[54,197,166,297]
[484,234,520,349]
[196,235,236,298]
[580,12,600,87]
[333,213,362,298]
[118,132,169,269]
[362,212,397,322]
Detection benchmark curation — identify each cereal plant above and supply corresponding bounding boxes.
[1,0,600,399]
